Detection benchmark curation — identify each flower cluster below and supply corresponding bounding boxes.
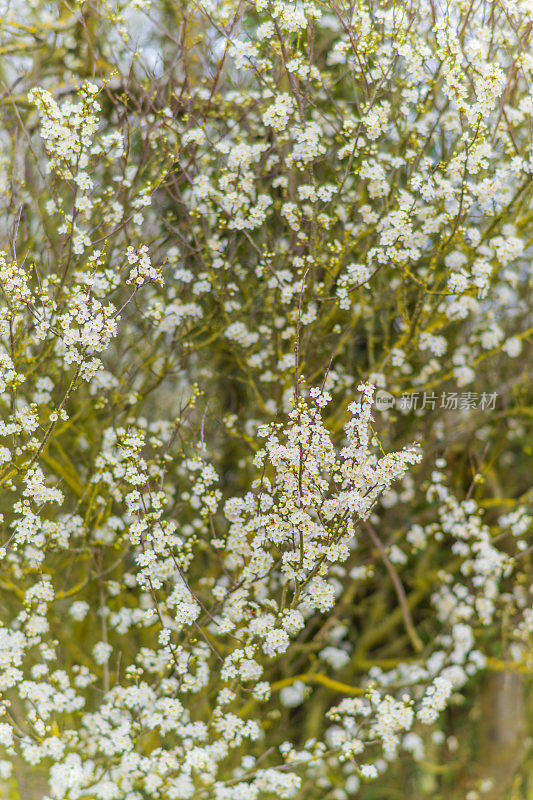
[0,0,531,798]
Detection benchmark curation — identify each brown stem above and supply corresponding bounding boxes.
[363,520,423,653]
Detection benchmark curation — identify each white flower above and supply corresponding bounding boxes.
[69,602,90,621]
[93,642,112,664]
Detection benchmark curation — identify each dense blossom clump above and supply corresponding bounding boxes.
[0,0,531,798]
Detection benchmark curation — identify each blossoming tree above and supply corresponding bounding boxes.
[0,0,531,798]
